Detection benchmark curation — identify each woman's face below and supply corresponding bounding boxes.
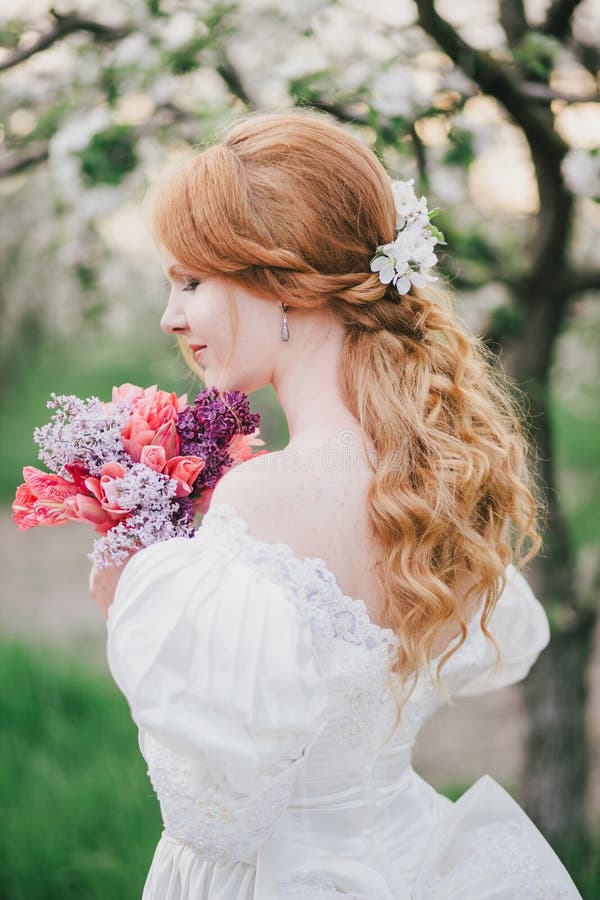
[158,245,281,394]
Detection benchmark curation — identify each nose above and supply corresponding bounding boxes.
[160,305,188,335]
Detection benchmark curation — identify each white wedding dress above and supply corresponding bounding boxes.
[106,501,582,899]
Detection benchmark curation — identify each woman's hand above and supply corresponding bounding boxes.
[89,551,137,621]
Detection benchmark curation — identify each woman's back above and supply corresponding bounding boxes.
[211,441,483,662]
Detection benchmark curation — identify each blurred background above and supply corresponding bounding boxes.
[1,0,599,896]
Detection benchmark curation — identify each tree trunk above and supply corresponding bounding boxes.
[522,602,597,842]
[505,338,597,842]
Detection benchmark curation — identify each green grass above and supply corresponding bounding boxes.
[0,637,161,900]
[0,636,596,899]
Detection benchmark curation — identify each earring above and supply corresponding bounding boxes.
[280,302,289,341]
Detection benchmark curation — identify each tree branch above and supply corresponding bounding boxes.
[499,0,529,47]
[563,268,600,296]
[215,52,255,106]
[414,0,568,163]
[0,8,130,72]
[520,82,600,103]
[541,0,584,38]
[0,143,49,177]
[570,39,600,80]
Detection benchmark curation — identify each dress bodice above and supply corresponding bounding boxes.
[106,502,580,898]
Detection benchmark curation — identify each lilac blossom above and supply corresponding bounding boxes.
[33,392,132,478]
[177,386,261,490]
[87,463,196,568]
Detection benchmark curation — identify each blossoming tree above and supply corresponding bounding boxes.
[1,0,599,845]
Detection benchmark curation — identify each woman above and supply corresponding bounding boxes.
[90,109,582,898]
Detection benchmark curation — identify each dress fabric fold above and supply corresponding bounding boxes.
[106,502,582,899]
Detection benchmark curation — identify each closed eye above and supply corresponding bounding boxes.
[182,279,200,293]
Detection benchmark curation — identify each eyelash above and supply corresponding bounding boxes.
[182,279,200,293]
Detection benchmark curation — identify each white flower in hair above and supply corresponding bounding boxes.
[370,178,446,295]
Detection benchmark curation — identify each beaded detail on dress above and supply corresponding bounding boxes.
[142,725,325,865]
[276,872,387,899]
[424,820,573,899]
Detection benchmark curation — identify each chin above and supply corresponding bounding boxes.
[203,365,259,396]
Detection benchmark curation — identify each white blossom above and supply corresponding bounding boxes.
[561,149,600,200]
[370,179,444,294]
[370,64,432,120]
[112,32,158,68]
[49,108,112,158]
[159,12,207,50]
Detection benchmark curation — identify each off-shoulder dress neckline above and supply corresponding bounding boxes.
[198,502,483,667]
[199,500,403,653]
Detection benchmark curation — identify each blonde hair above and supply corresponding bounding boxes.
[147,108,544,727]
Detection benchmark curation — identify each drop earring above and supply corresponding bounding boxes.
[280,302,289,341]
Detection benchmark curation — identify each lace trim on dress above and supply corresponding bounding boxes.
[276,872,388,899]
[424,820,574,899]
[197,502,403,655]
[142,727,323,865]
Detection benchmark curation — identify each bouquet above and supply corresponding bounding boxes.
[12,383,267,568]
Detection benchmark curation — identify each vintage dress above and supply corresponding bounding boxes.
[106,501,582,899]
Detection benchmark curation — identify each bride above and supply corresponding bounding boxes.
[90,109,582,898]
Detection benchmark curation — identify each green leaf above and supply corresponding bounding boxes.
[76,125,138,187]
[100,67,120,106]
[443,127,475,168]
[513,32,560,82]
[428,224,446,244]
[489,304,526,340]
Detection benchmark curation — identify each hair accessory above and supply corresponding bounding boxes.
[280,302,289,341]
[370,178,446,295]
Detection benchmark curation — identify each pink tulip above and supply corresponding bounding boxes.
[164,455,206,497]
[78,461,131,530]
[121,415,157,462]
[12,466,80,530]
[112,383,149,405]
[151,421,180,459]
[119,386,184,461]
[63,493,116,533]
[194,488,214,516]
[140,444,167,473]
[227,431,266,464]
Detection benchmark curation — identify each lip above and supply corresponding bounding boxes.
[191,345,207,362]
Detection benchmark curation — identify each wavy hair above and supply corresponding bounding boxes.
[146,108,545,727]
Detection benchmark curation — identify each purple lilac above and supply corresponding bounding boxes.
[177,386,261,490]
[33,393,132,479]
[88,463,195,567]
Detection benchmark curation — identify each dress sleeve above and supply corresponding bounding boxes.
[105,534,329,796]
[453,563,551,698]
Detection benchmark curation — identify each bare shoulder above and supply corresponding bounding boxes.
[208,446,373,563]
[208,447,385,624]
[209,450,303,540]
